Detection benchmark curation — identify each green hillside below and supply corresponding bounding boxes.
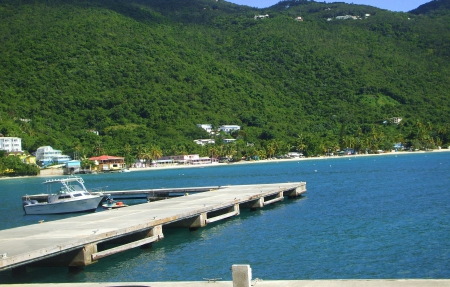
[0,0,449,160]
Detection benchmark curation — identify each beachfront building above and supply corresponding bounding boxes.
[0,137,23,153]
[35,146,71,167]
[287,152,303,158]
[160,154,215,165]
[65,160,81,174]
[218,125,240,134]
[89,155,125,171]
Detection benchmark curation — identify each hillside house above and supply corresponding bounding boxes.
[218,125,240,133]
[391,117,403,125]
[0,137,23,153]
[336,15,359,20]
[254,14,269,20]
[196,124,213,134]
[194,139,215,146]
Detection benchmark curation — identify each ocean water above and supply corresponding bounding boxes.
[0,152,449,283]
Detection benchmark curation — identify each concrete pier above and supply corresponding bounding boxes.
[1,182,306,272]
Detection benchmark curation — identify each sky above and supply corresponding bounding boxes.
[226,0,430,12]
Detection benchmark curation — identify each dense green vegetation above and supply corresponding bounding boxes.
[0,0,450,164]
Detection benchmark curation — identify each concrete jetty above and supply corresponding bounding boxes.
[0,182,306,273]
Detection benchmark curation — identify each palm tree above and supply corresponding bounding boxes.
[141,147,152,167]
[94,141,105,156]
[257,148,267,160]
[266,141,277,159]
[208,146,219,161]
[135,145,146,162]
[122,144,134,167]
[150,145,163,164]
[295,134,307,154]
[224,143,237,159]
[80,156,94,170]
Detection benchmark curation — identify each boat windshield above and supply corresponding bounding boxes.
[60,185,84,193]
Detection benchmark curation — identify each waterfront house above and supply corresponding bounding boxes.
[35,146,71,167]
[160,154,214,165]
[89,155,125,171]
[65,160,81,174]
[287,152,303,158]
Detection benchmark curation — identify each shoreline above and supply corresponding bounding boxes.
[1,149,449,181]
[127,148,450,172]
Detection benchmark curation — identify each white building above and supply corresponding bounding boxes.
[219,125,240,134]
[287,152,303,158]
[160,154,213,165]
[194,139,215,146]
[254,14,269,20]
[336,15,358,20]
[391,117,403,125]
[196,124,213,134]
[0,137,22,152]
[35,146,71,166]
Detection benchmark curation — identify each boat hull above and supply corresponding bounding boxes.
[24,196,103,215]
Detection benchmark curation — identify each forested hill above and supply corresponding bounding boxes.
[0,0,449,159]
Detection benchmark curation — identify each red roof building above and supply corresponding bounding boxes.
[89,155,125,171]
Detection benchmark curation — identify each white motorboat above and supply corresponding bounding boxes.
[22,177,104,215]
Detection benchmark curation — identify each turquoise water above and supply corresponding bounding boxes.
[1,152,449,283]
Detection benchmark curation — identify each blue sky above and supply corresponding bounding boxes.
[225,0,430,12]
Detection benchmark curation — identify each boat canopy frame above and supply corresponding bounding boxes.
[43,177,88,195]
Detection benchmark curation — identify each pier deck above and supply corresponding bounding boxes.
[1,182,306,272]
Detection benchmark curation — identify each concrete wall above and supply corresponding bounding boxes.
[39,168,64,176]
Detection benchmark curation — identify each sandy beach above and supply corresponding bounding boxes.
[1,148,449,181]
[127,148,450,173]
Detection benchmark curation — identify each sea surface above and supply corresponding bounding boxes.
[1,152,449,283]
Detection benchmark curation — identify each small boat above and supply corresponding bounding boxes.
[22,177,104,215]
[102,198,128,209]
